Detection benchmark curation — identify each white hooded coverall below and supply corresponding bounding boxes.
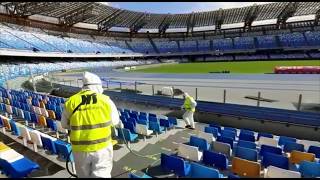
[61,72,120,178]
[182,93,197,128]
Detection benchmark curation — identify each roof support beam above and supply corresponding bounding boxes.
[244,4,259,30]
[59,3,94,26]
[277,2,299,29]
[97,9,123,31]
[158,14,171,34]
[215,8,224,30]
[130,13,149,33]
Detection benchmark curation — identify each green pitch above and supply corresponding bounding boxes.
[132,60,320,73]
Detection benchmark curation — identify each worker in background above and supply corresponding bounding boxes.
[61,71,120,178]
[181,92,197,130]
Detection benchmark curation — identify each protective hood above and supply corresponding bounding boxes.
[82,71,104,94]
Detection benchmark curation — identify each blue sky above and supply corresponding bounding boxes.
[98,2,274,14]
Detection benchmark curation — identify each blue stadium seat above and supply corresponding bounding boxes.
[138,114,148,122]
[260,144,282,157]
[40,136,57,154]
[159,118,174,130]
[204,126,219,138]
[307,146,320,158]
[54,140,73,161]
[189,136,210,151]
[278,136,296,146]
[283,142,304,153]
[168,117,177,125]
[238,132,255,142]
[46,118,57,131]
[0,157,39,178]
[148,116,158,123]
[234,146,258,162]
[223,127,237,133]
[117,128,138,142]
[202,150,228,170]
[262,152,289,170]
[148,121,164,134]
[298,160,320,178]
[217,136,234,149]
[9,120,21,136]
[221,130,236,140]
[161,153,191,177]
[237,140,256,150]
[188,162,223,178]
[125,122,137,134]
[209,124,221,133]
[240,129,254,136]
[257,132,273,140]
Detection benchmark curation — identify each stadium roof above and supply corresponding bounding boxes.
[0,2,319,33]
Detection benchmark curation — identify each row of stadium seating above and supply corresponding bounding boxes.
[1,23,319,54]
[0,60,146,87]
[0,85,319,178]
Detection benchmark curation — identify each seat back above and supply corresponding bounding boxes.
[10,120,20,136]
[56,121,68,133]
[209,124,221,133]
[257,132,273,140]
[307,145,320,158]
[29,130,43,147]
[189,136,209,151]
[136,124,152,136]
[19,126,31,141]
[54,140,73,161]
[238,132,255,142]
[161,153,190,177]
[231,157,261,177]
[237,140,256,150]
[47,110,56,119]
[289,150,315,164]
[283,142,304,153]
[224,127,237,133]
[234,146,258,162]
[264,165,301,178]
[204,126,218,138]
[168,117,177,125]
[178,143,203,162]
[149,121,163,134]
[197,131,214,144]
[278,136,296,146]
[258,136,278,147]
[240,129,254,136]
[212,141,231,157]
[221,130,236,140]
[217,136,233,149]
[298,160,320,177]
[38,116,47,127]
[262,152,289,170]
[203,150,228,170]
[189,162,222,178]
[40,135,57,154]
[3,118,11,131]
[46,118,57,131]
[260,144,282,157]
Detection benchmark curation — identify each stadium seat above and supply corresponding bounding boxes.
[234,146,258,162]
[238,132,255,142]
[260,144,282,157]
[0,157,39,178]
[46,118,57,132]
[117,128,138,142]
[40,135,57,154]
[289,150,315,164]
[29,130,43,152]
[209,124,221,133]
[187,162,223,178]
[298,160,320,178]
[258,136,278,147]
[283,142,304,153]
[54,140,73,161]
[19,126,31,146]
[204,126,219,138]
[168,117,177,125]
[135,124,153,139]
[231,157,261,178]
[261,152,289,170]
[236,140,256,150]
[202,150,228,170]
[159,118,174,130]
[148,121,164,134]
[221,130,236,140]
[212,141,232,157]
[197,131,215,144]
[257,132,273,140]
[278,136,296,146]
[189,136,210,151]
[307,145,320,158]
[178,143,203,162]
[161,153,191,177]
[264,165,301,178]
[217,136,234,149]
[9,120,21,136]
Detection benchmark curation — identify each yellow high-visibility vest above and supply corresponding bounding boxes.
[184,96,195,112]
[65,90,112,152]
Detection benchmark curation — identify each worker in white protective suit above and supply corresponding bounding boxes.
[61,71,120,178]
[181,92,197,130]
